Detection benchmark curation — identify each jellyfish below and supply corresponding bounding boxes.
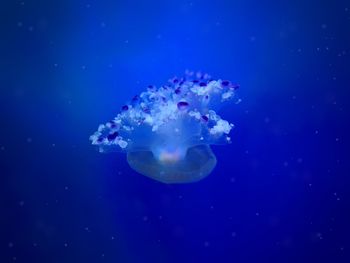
[89,71,239,183]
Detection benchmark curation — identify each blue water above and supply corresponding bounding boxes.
[1,0,349,262]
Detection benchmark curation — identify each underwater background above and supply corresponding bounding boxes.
[1,0,350,262]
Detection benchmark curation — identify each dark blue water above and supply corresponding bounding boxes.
[1,0,350,262]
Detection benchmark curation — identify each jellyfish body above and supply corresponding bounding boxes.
[90,71,239,183]
[127,145,216,183]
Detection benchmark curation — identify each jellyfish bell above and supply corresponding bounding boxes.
[90,71,239,183]
[127,144,217,183]
[154,147,185,164]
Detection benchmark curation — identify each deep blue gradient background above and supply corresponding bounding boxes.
[1,0,350,262]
